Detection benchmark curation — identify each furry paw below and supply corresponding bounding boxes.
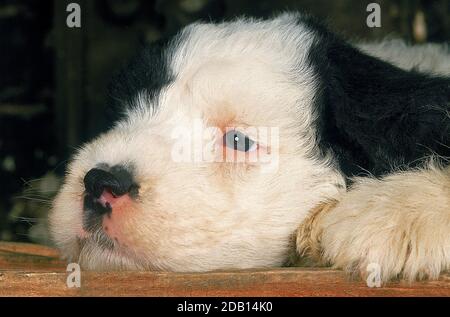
[297,167,450,283]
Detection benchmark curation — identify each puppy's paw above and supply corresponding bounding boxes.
[296,200,337,265]
[297,167,450,283]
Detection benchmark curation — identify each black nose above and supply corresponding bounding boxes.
[83,165,137,198]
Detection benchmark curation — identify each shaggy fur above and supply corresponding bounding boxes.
[50,13,449,282]
[297,165,450,282]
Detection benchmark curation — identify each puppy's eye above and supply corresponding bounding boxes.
[223,130,256,152]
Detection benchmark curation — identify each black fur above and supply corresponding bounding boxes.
[106,37,174,122]
[107,16,449,181]
[83,166,137,198]
[303,16,450,180]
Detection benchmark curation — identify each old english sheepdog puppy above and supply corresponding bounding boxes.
[50,13,450,282]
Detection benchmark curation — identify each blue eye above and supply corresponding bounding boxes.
[223,130,256,152]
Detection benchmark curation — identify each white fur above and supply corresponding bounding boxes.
[358,40,450,75]
[50,13,344,272]
[297,164,450,282]
[50,13,449,281]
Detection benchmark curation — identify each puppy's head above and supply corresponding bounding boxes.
[49,13,344,271]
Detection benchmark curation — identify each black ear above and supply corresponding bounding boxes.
[306,20,450,178]
[106,37,173,123]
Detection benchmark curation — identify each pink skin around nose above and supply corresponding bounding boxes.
[99,189,133,246]
[98,189,123,209]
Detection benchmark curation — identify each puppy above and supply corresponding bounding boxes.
[49,13,450,282]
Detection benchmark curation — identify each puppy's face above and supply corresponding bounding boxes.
[50,14,343,271]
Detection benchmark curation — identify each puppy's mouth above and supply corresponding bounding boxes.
[74,231,147,271]
[82,192,113,233]
[81,192,132,247]
[76,222,140,261]
[78,186,140,263]
[77,228,115,251]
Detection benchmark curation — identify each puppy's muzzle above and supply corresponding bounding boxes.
[82,165,139,231]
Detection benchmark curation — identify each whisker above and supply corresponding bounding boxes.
[19,193,56,200]
[13,195,53,204]
[21,178,46,186]
[10,216,44,223]
[23,189,59,194]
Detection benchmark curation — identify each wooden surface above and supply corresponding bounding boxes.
[0,242,449,297]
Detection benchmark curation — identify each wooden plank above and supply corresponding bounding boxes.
[0,241,60,258]
[1,269,450,297]
[0,242,449,297]
[0,242,65,272]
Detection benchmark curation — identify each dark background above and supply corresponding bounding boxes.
[0,0,449,244]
